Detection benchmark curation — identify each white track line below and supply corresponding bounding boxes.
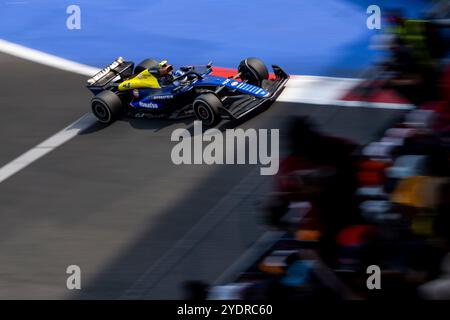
[0,114,97,183]
[279,76,414,110]
[0,39,98,76]
[0,39,100,184]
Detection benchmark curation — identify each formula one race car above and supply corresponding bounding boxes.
[86,57,289,126]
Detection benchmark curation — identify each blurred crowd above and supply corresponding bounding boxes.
[362,3,449,108]
[196,1,450,301]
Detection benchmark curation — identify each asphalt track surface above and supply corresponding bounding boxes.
[0,52,406,299]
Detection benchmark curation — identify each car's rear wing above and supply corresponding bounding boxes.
[86,57,134,94]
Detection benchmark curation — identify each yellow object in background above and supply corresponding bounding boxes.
[391,176,449,209]
[391,176,428,208]
[295,230,321,241]
[258,263,285,275]
[411,215,434,236]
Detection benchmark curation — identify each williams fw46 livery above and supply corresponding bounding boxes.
[86,57,289,126]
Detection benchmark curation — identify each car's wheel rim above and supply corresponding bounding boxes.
[93,102,111,122]
[194,100,217,126]
[197,105,210,120]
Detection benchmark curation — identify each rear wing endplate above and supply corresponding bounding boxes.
[86,57,134,89]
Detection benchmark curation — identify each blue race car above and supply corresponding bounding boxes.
[86,57,289,126]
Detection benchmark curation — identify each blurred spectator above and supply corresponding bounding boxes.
[361,6,449,107]
[268,116,362,266]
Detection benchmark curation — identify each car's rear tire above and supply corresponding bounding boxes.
[238,57,269,87]
[134,58,159,74]
[193,93,222,126]
[91,91,123,124]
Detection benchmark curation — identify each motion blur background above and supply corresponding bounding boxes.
[0,0,428,76]
[0,0,449,299]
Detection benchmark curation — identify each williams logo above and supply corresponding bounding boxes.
[139,101,159,109]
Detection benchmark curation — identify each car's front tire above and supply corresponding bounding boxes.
[193,93,222,126]
[91,91,123,124]
[238,57,269,87]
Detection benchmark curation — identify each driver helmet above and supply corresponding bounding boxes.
[158,60,173,76]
